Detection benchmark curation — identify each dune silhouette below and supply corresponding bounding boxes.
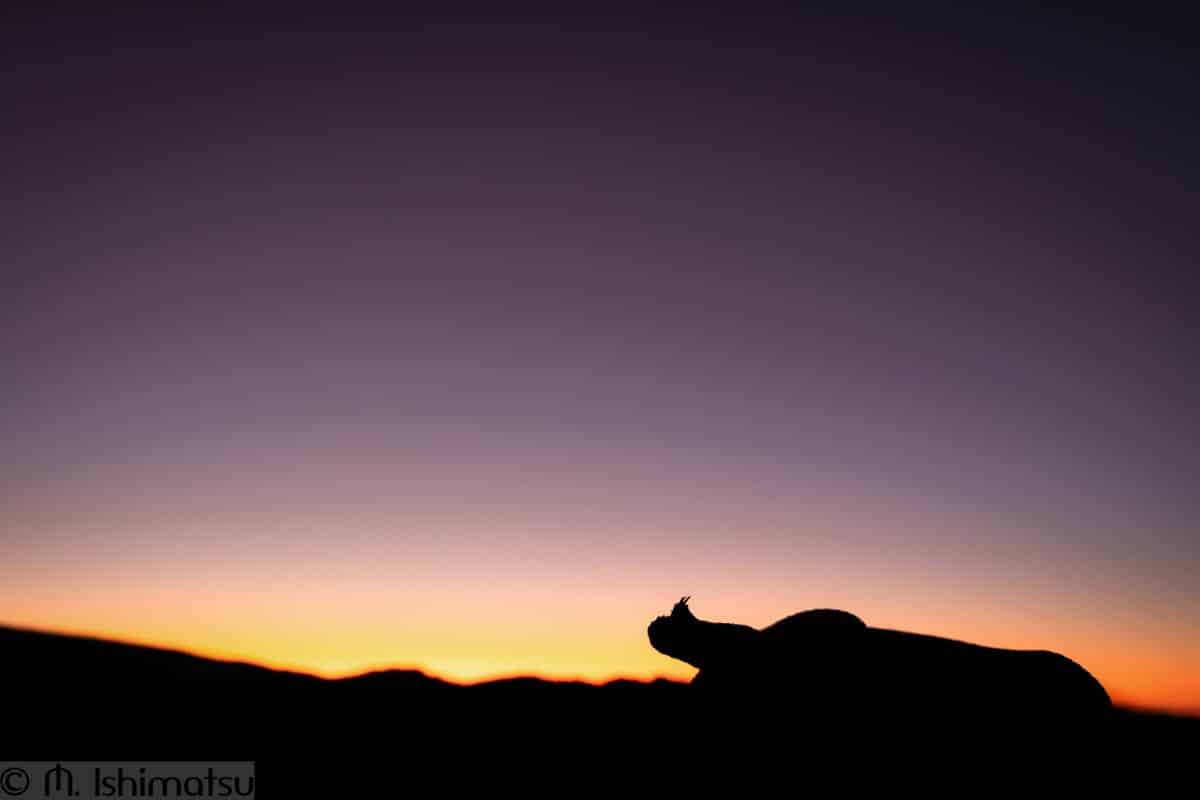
[4,614,1194,775]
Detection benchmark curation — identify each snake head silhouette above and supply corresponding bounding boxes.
[647,596,697,664]
[647,596,760,672]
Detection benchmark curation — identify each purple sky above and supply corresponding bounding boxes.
[3,7,1197,709]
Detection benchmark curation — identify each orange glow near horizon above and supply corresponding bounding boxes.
[4,544,1197,716]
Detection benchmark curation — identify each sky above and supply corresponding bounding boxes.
[3,6,1198,713]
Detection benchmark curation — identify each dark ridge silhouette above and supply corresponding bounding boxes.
[648,598,1113,729]
[4,619,1195,778]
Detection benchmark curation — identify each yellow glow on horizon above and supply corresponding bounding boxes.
[3,601,1198,716]
[2,534,1196,717]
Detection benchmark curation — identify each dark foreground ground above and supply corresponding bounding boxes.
[4,624,1196,788]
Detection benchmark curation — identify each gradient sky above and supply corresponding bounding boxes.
[3,7,1197,713]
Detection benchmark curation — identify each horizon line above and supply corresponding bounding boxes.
[0,619,686,687]
[5,619,1197,719]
